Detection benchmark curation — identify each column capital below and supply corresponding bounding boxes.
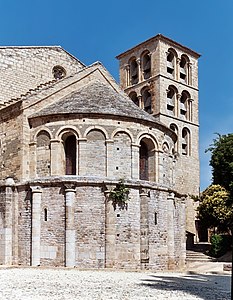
[64,184,76,192]
[105,139,114,144]
[139,188,150,197]
[50,139,60,143]
[177,93,181,100]
[31,186,42,193]
[124,64,130,70]
[5,177,15,187]
[167,192,175,200]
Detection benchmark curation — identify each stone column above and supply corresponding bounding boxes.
[1,178,15,265]
[125,64,130,87]
[131,144,140,179]
[136,58,142,82]
[50,139,60,175]
[106,140,114,177]
[140,189,150,269]
[157,150,164,184]
[65,187,76,267]
[167,192,175,270]
[176,57,180,81]
[179,197,186,270]
[176,93,181,118]
[31,186,42,266]
[138,95,142,109]
[188,62,192,85]
[104,187,116,268]
[29,142,37,178]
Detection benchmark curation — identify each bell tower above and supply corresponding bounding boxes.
[116,34,201,234]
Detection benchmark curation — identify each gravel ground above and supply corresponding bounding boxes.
[0,268,231,300]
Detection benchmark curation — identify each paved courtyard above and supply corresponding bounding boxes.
[0,267,231,299]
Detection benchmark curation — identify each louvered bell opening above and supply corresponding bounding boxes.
[131,67,138,77]
[167,61,174,69]
[144,60,151,71]
[167,98,174,106]
[180,67,186,75]
[182,137,187,145]
[144,96,151,108]
[180,102,187,111]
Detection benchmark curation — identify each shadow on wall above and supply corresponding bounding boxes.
[138,273,231,300]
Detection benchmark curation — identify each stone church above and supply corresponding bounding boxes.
[0,34,200,270]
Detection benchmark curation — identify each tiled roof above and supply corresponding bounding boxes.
[31,79,158,124]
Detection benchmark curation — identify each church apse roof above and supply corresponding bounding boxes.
[30,79,159,124]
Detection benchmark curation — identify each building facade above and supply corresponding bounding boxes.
[0,35,200,270]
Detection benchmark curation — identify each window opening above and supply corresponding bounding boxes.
[142,89,152,114]
[129,91,139,107]
[140,141,149,180]
[182,128,189,155]
[167,86,176,115]
[64,135,76,175]
[53,66,66,80]
[44,208,48,221]
[142,52,151,79]
[130,59,139,85]
[167,50,175,75]
[180,56,187,81]
[154,212,157,225]
[180,92,188,118]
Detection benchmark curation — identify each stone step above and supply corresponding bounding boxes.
[186,250,214,262]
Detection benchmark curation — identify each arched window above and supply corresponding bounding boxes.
[139,138,156,181]
[64,135,76,175]
[53,66,66,80]
[140,141,149,180]
[142,88,152,114]
[167,85,177,115]
[129,57,139,85]
[170,123,178,152]
[180,90,190,119]
[167,48,177,77]
[129,91,139,107]
[182,128,190,156]
[180,55,189,83]
[141,51,151,80]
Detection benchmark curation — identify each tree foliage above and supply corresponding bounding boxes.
[197,185,232,231]
[207,133,233,200]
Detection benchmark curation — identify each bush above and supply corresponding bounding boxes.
[210,234,232,258]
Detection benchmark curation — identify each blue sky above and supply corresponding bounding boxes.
[1,0,232,190]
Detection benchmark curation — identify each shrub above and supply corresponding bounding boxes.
[209,234,232,258]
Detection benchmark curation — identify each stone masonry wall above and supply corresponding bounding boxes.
[0,47,84,103]
[10,181,185,269]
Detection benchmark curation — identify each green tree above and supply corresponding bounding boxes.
[197,184,232,232]
[207,133,233,199]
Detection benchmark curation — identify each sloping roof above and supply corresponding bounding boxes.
[30,79,158,123]
[116,34,201,59]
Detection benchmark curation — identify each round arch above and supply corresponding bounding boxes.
[33,127,53,143]
[55,125,80,141]
[84,126,109,140]
[111,128,134,143]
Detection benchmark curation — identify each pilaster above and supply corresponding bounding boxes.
[65,186,76,267]
[31,186,42,266]
[140,188,150,269]
[167,192,175,269]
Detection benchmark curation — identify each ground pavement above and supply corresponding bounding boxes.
[0,262,231,300]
